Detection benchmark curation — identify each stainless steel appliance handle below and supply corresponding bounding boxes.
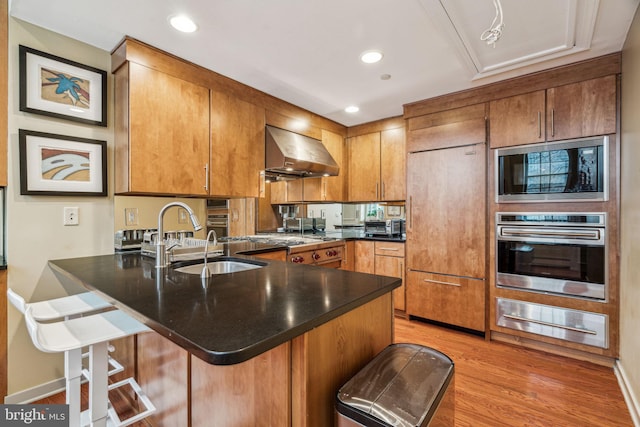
[503,314,597,335]
[423,278,461,287]
[499,227,601,240]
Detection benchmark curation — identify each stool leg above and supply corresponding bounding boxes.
[88,342,109,427]
[65,348,82,427]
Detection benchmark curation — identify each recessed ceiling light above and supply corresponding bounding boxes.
[169,15,198,33]
[360,50,383,64]
[345,106,359,113]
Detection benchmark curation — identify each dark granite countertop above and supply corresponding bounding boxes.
[48,242,400,366]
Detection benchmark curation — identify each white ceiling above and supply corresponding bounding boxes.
[8,0,640,126]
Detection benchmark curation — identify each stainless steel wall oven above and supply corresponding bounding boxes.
[496,212,606,301]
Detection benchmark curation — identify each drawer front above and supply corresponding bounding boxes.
[407,271,485,332]
[496,298,608,349]
[374,241,405,257]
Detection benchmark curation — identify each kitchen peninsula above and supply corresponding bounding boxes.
[48,242,400,427]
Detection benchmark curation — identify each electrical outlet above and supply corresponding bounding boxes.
[64,207,79,226]
[125,208,139,226]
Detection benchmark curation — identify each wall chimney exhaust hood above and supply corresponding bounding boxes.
[265,125,339,178]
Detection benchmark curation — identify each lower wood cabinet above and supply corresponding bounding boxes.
[353,240,406,311]
[374,242,405,312]
[406,270,485,332]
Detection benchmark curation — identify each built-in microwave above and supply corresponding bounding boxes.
[496,136,608,203]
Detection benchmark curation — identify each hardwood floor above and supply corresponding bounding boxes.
[394,316,634,427]
[34,316,633,427]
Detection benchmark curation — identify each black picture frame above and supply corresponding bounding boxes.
[19,45,107,127]
[19,129,107,196]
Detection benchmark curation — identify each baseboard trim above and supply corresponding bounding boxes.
[615,361,640,427]
[4,377,65,404]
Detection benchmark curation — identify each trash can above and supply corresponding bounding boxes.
[336,343,455,427]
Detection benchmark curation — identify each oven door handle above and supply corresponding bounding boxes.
[502,314,598,335]
[499,227,601,241]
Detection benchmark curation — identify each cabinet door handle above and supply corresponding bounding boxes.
[204,163,209,192]
[378,247,399,252]
[376,182,379,200]
[408,196,412,230]
[423,278,461,287]
[551,109,555,137]
[503,314,597,335]
[537,111,542,138]
[381,182,385,200]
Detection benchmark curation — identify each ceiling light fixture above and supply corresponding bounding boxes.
[169,15,198,33]
[480,0,504,47]
[360,50,383,64]
[345,106,359,113]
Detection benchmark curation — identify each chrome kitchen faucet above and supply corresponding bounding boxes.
[200,229,217,279]
[156,202,202,268]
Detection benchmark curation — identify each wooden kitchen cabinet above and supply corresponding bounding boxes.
[489,91,545,148]
[353,240,375,274]
[304,130,346,202]
[374,242,406,311]
[348,127,405,202]
[546,75,617,141]
[489,76,617,148]
[407,271,485,331]
[351,241,406,311]
[114,62,210,195]
[228,198,255,236]
[406,108,486,331]
[348,133,379,202]
[407,144,486,279]
[210,91,265,197]
[270,181,287,204]
[380,128,406,201]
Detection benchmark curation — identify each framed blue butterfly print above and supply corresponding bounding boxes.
[19,45,107,127]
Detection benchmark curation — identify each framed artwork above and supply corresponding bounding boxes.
[19,129,107,196]
[19,45,107,126]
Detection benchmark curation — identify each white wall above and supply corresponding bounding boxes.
[621,5,640,424]
[6,18,114,396]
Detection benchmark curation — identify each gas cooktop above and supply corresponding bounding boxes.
[223,234,340,247]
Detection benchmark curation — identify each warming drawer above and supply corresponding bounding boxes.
[496,298,608,349]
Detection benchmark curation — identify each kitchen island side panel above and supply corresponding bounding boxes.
[292,293,393,427]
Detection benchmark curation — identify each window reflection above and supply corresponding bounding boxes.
[526,150,569,193]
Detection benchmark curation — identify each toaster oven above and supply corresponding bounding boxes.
[365,219,404,237]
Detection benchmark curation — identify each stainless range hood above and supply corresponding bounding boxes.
[265,125,339,178]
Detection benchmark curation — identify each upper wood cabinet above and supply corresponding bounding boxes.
[210,91,265,197]
[269,181,287,204]
[300,129,345,202]
[407,104,486,152]
[380,128,406,201]
[114,62,210,195]
[348,127,406,202]
[489,76,617,148]
[546,75,617,141]
[489,91,545,148]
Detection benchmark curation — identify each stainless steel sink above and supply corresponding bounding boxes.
[174,259,265,275]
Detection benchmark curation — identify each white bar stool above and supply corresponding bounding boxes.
[24,305,155,427]
[7,289,118,427]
